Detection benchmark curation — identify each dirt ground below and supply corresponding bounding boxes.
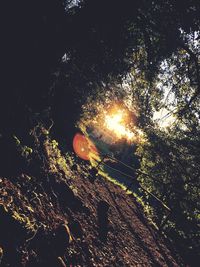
[0,131,184,266]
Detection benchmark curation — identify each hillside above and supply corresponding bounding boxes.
[0,128,183,266]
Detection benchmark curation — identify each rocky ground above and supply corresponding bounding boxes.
[0,127,184,266]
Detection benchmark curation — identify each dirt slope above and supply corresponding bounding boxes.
[0,129,183,266]
[63,171,181,267]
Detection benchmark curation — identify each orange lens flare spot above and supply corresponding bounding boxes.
[73,133,98,160]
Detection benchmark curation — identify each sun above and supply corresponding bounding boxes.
[104,110,134,140]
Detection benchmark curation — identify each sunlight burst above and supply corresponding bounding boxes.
[104,111,134,140]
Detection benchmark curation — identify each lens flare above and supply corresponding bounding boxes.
[104,111,134,140]
[73,133,99,160]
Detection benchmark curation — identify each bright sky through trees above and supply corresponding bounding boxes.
[104,110,134,140]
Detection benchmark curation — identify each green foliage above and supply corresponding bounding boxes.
[123,30,200,264]
[136,127,200,262]
[77,25,200,264]
[13,135,33,158]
